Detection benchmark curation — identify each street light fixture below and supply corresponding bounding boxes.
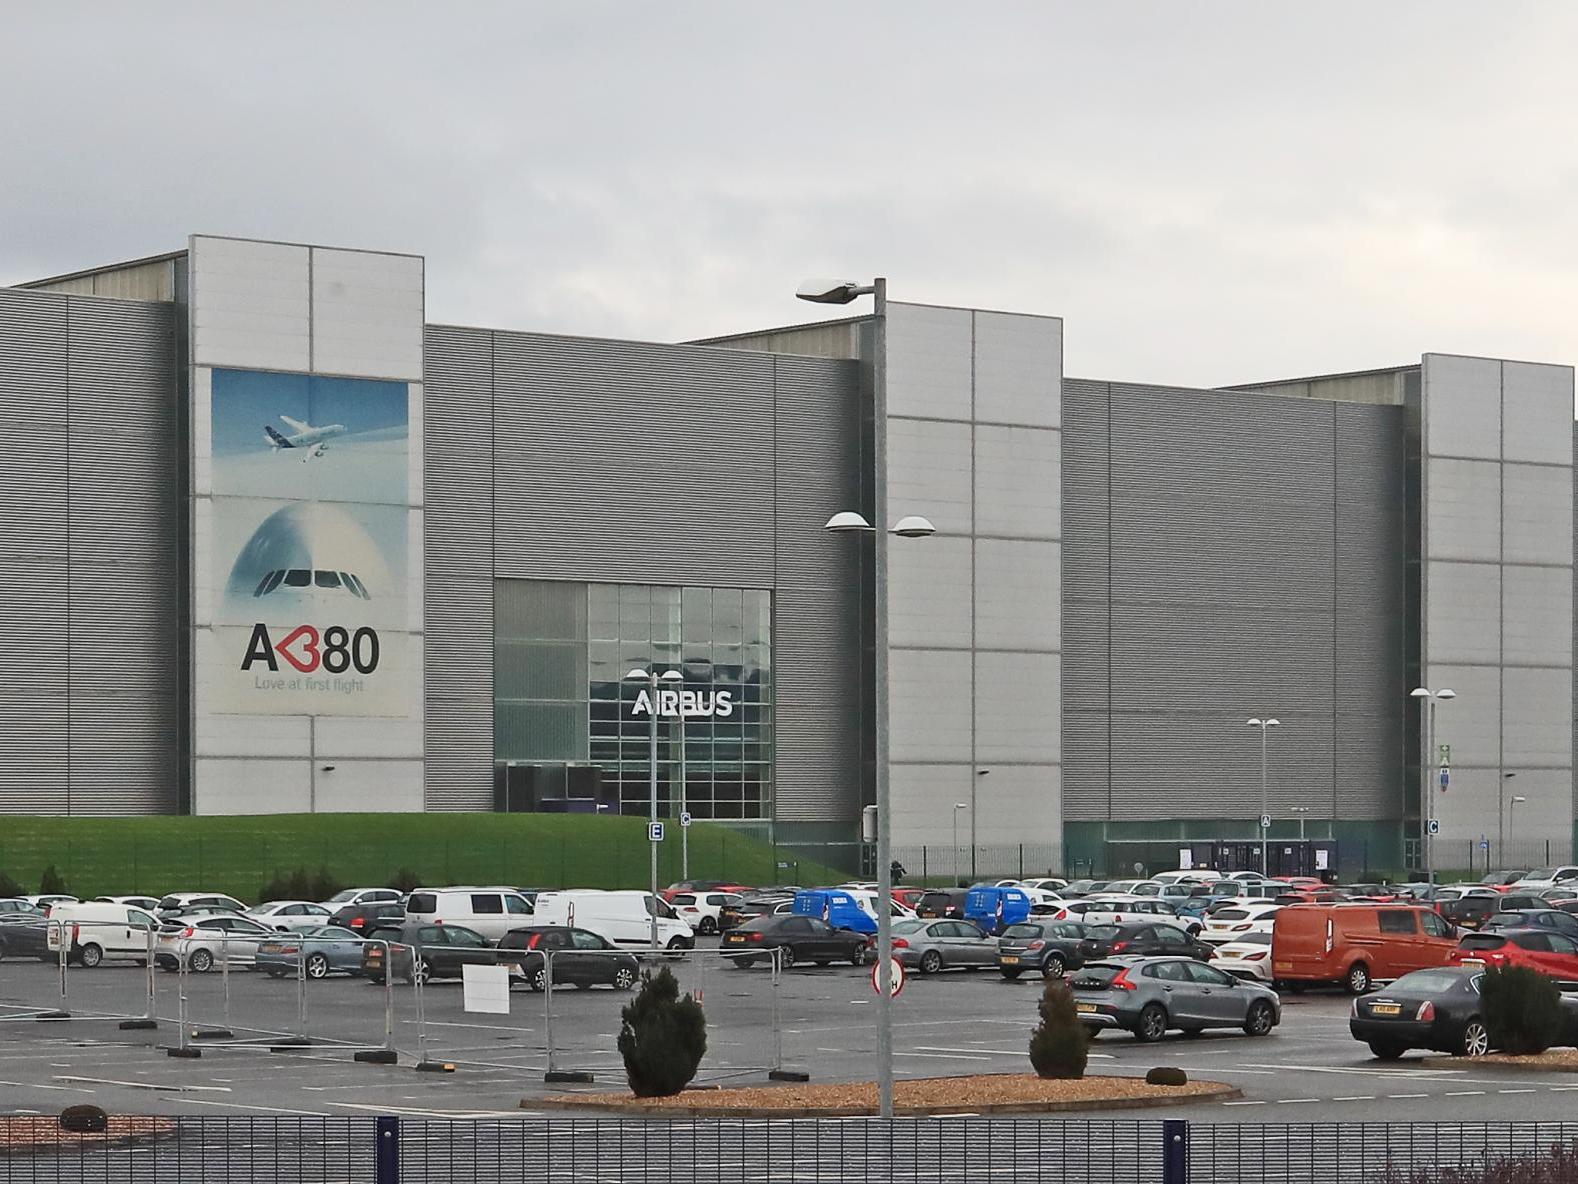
[1509,794,1528,858]
[1499,773,1517,867]
[1410,687,1457,887]
[627,666,683,951]
[970,770,991,881]
[1290,805,1312,842]
[951,803,968,886]
[1246,719,1280,876]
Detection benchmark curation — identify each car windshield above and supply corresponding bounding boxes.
[1392,970,1470,993]
[1459,933,1505,949]
[1528,869,1558,880]
[1002,924,1043,939]
[1072,964,1125,986]
[892,920,927,935]
[1084,925,1122,940]
[1213,909,1251,920]
[326,890,359,904]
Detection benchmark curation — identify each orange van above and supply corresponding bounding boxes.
[1271,903,1458,994]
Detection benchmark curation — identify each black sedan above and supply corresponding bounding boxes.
[1350,967,1497,1059]
[721,916,870,969]
[495,926,639,991]
[0,919,49,961]
[361,923,495,984]
[1078,922,1212,962]
[997,920,1090,979]
[330,901,406,937]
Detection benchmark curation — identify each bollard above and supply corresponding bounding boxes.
[355,938,398,1064]
[542,948,590,1083]
[1162,1119,1189,1184]
[375,1115,400,1184]
[119,925,158,1030]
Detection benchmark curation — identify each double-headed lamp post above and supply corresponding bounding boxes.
[1246,719,1279,876]
[627,666,682,951]
[1410,687,1457,888]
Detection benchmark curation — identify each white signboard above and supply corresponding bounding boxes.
[461,964,511,1015]
[1178,848,1193,870]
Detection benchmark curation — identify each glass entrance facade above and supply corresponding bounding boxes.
[494,579,773,820]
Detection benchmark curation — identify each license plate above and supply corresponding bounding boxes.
[1371,1004,1401,1016]
[725,936,742,944]
[1001,955,1020,964]
[366,949,382,959]
[1273,961,1292,971]
[1076,1003,1097,1014]
[260,944,281,954]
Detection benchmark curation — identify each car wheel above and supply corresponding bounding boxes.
[1458,1019,1490,1058]
[526,965,547,992]
[850,943,869,967]
[1000,968,1024,980]
[919,950,943,975]
[1368,1041,1406,1060]
[778,945,796,971]
[613,966,637,991]
[306,954,329,980]
[368,974,386,986]
[698,917,718,936]
[666,936,691,953]
[1135,1003,1168,1043]
[1345,962,1371,995]
[190,948,214,974]
[78,943,103,969]
[1043,953,1067,978]
[1244,1000,1275,1037]
[732,957,757,969]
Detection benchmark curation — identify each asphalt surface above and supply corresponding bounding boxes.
[5,943,1578,1126]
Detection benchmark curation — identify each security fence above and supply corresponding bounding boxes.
[7,1118,1578,1183]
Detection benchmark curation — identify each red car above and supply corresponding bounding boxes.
[893,887,927,910]
[1449,928,1578,986]
[660,880,754,903]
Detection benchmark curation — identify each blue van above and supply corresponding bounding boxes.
[964,886,1032,935]
[792,889,877,935]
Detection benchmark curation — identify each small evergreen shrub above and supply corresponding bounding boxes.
[1028,975,1089,1079]
[389,868,423,895]
[57,1104,108,1134]
[0,871,24,898]
[1483,965,1562,1055]
[258,866,343,905]
[1146,1066,1188,1086]
[617,966,707,1097]
[38,865,68,896]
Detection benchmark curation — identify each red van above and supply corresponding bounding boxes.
[1271,904,1458,994]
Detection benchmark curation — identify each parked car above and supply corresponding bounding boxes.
[154,913,277,972]
[156,892,247,916]
[256,925,368,979]
[914,890,969,920]
[670,891,746,936]
[891,887,929,911]
[1078,922,1212,963]
[330,900,407,937]
[90,896,162,913]
[44,902,159,967]
[792,889,878,935]
[0,899,43,918]
[402,887,534,942]
[320,887,402,911]
[720,915,870,969]
[1480,871,1528,890]
[996,920,1090,979]
[1200,902,1282,945]
[1271,904,1458,994]
[1440,896,1501,931]
[1021,878,1069,893]
[247,901,335,932]
[362,922,496,984]
[1070,957,1281,1042]
[889,918,996,973]
[1482,909,1578,938]
[1057,897,1202,934]
[1349,966,1492,1058]
[964,887,1032,935]
[660,880,752,904]
[1449,928,1578,985]
[494,925,640,991]
[1208,932,1274,982]
[1515,868,1578,890]
[0,919,50,961]
[718,895,789,933]
[532,890,694,950]
[1061,880,1110,897]
[23,895,78,909]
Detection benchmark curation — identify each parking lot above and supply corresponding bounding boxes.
[7,940,1578,1124]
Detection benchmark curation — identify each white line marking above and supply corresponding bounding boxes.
[1387,1093,1428,1099]
[892,1052,991,1061]
[1499,1088,1538,1094]
[53,1075,231,1094]
[1276,1098,1320,1104]
[1222,1101,1265,1106]
[1446,1091,1486,1096]
[183,1099,323,1116]
[1333,1096,1374,1102]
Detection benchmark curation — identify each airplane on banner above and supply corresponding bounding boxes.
[263,415,346,460]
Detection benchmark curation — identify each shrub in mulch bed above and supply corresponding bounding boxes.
[0,1117,176,1156]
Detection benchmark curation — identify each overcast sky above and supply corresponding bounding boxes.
[5,4,1577,386]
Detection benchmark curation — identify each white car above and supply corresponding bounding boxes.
[1209,932,1274,982]
[670,891,745,936]
[1151,870,1220,885]
[157,892,247,916]
[155,913,278,972]
[1514,867,1578,890]
[23,895,78,909]
[1021,886,1064,910]
[1021,878,1068,892]
[45,902,160,967]
[319,887,402,910]
[846,889,917,922]
[91,895,162,913]
[247,901,335,932]
[1200,902,1283,945]
[1052,896,1199,932]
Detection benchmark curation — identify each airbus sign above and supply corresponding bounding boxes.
[631,689,735,719]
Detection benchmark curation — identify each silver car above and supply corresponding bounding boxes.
[891,918,996,974]
[1069,956,1281,1042]
[155,913,276,972]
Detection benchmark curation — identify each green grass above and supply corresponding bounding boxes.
[0,814,847,904]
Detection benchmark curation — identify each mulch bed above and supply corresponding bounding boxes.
[1423,1050,1578,1072]
[531,1073,1239,1117]
[0,1117,178,1156]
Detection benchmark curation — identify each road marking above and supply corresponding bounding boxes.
[893,1052,991,1061]
[1548,1086,1578,1092]
[1388,1094,1428,1099]
[1500,1089,1538,1094]
[52,1075,232,1094]
[1222,1100,1265,1106]
[1446,1091,1486,1096]
[182,1099,323,1116]
[1276,1098,1320,1104]
[912,1046,1020,1056]
[1333,1096,1374,1102]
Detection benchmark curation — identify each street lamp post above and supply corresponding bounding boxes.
[952,803,968,886]
[1499,772,1517,868]
[627,666,682,951]
[1509,795,1528,859]
[970,770,990,881]
[1410,687,1457,888]
[1246,719,1280,876]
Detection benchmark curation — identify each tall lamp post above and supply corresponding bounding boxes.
[1509,795,1528,860]
[1410,687,1457,888]
[970,769,990,881]
[1499,772,1517,869]
[627,666,682,950]
[1246,718,1279,876]
[951,803,968,886]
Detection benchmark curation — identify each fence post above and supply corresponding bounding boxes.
[1162,1119,1189,1184]
[120,925,158,1030]
[375,1115,400,1184]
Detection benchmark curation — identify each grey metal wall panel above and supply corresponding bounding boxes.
[0,287,179,815]
[422,325,495,810]
[1062,380,1405,822]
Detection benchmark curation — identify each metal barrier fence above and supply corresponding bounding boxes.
[7,1118,1578,1183]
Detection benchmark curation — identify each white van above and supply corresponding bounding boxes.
[531,890,694,950]
[403,887,534,942]
[45,902,160,967]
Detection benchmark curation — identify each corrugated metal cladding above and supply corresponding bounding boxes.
[421,327,863,822]
[1061,380,1405,822]
[0,287,180,814]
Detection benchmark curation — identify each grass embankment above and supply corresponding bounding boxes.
[0,814,845,904]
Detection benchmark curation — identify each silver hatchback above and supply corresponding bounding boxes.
[1069,956,1281,1043]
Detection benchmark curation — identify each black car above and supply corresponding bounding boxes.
[0,919,50,961]
[721,915,870,969]
[997,920,1089,979]
[495,926,639,991]
[1350,967,1497,1059]
[1483,909,1578,938]
[1440,896,1501,930]
[1078,922,1212,962]
[362,923,495,984]
[330,901,406,937]
[719,896,789,933]
[915,890,969,920]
